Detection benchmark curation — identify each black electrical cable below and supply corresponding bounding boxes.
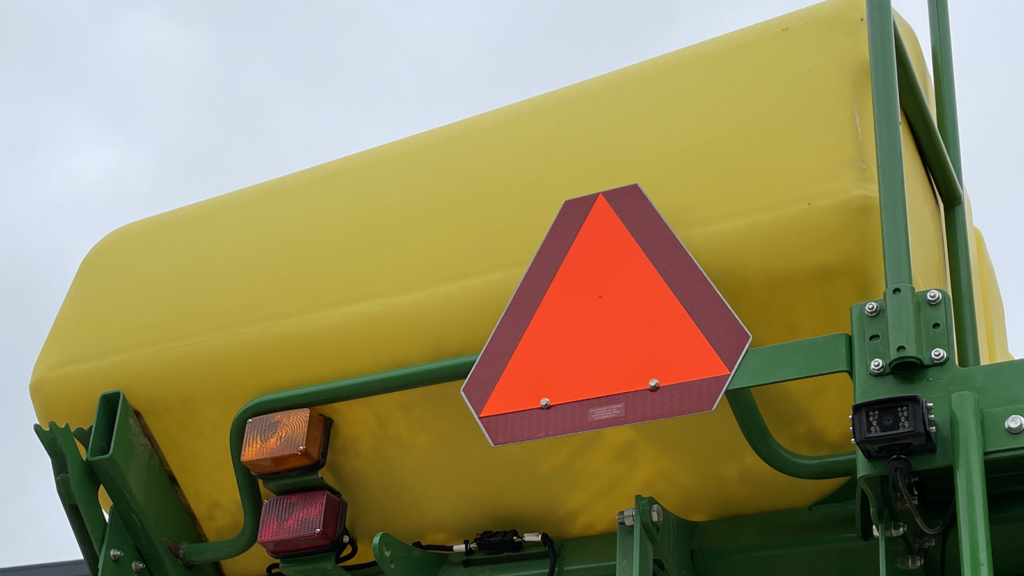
[265,563,281,576]
[888,456,955,535]
[336,539,359,564]
[412,541,457,552]
[540,533,557,576]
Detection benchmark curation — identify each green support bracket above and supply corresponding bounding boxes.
[35,422,107,576]
[86,391,219,576]
[373,533,448,576]
[951,392,994,576]
[98,508,152,576]
[616,496,696,576]
[859,289,953,377]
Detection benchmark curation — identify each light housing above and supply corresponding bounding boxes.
[852,394,936,459]
[241,408,327,476]
[257,490,346,558]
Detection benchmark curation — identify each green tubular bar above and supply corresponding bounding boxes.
[951,392,994,576]
[726,334,856,480]
[866,0,913,288]
[892,24,980,369]
[927,0,981,368]
[892,27,962,210]
[927,0,963,179]
[177,354,479,564]
[726,388,857,480]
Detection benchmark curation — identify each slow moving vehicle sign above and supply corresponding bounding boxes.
[462,184,751,445]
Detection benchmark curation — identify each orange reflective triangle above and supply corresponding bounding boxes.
[480,194,728,417]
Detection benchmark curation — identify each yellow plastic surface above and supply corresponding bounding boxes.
[30,1,1011,573]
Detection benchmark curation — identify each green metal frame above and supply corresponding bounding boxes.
[36,1,1023,575]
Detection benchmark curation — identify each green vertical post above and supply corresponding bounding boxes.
[950,392,994,576]
[928,0,981,367]
[866,0,913,288]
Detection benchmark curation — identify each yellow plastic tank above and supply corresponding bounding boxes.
[29,0,1011,573]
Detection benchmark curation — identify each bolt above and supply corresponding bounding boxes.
[648,379,659,391]
[343,535,350,544]
[931,348,948,364]
[916,537,936,549]
[897,494,919,511]
[264,499,270,504]
[109,549,123,562]
[850,438,857,444]
[848,414,853,421]
[864,301,880,317]
[926,290,943,305]
[926,402,934,410]
[131,561,146,574]
[897,555,924,571]
[886,522,907,537]
[929,414,936,421]
[650,504,663,525]
[314,528,322,534]
[247,418,252,424]
[540,398,551,409]
[297,445,305,453]
[869,358,885,374]
[929,425,937,433]
[616,508,636,526]
[1005,414,1024,434]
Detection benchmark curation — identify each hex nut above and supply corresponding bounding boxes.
[617,508,636,526]
[109,549,123,562]
[864,301,880,317]
[926,290,942,305]
[540,398,551,409]
[931,348,948,364]
[131,561,146,574]
[1005,414,1024,434]
[869,358,886,374]
[648,379,659,391]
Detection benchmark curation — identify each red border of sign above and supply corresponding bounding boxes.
[462,184,751,445]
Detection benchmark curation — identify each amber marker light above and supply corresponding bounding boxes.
[241,408,326,475]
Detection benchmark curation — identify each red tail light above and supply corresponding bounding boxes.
[257,490,342,557]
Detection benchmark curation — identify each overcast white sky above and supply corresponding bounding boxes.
[2,0,1021,567]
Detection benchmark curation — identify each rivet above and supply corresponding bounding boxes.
[540,398,551,409]
[864,301,880,317]
[648,379,660,391]
[109,549,123,562]
[869,358,885,374]
[926,290,942,305]
[931,348,947,364]
[1005,414,1024,434]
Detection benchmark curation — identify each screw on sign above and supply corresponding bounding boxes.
[461,185,750,445]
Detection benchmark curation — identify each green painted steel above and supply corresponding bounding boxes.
[726,388,857,480]
[35,423,105,575]
[86,392,219,576]
[98,509,152,576]
[279,552,349,576]
[927,0,963,180]
[179,355,479,564]
[951,392,994,576]
[892,27,962,210]
[727,334,851,391]
[866,0,913,288]
[893,24,980,370]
